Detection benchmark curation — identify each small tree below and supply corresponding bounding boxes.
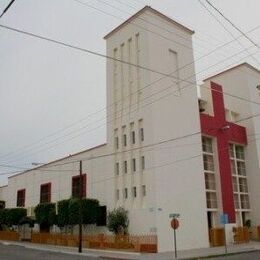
[107,207,129,235]
[68,198,81,226]
[0,208,26,229]
[67,198,100,226]
[57,199,70,228]
[8,208,27,226]
[34,203,56,232]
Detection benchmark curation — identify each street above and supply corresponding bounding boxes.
[1,243,260,260]
[210,251,260,260]
[0,244,97,260]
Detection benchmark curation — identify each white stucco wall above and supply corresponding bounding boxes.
[106,7,209,251]
[0,185,8,205]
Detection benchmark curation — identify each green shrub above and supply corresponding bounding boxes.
[107,207,129,235]
[82,199,99,225]
[57,200,70,228]
[34,203,56,227]
[68,198,81,225]
[66,198,100,226]
[0,208,26,227]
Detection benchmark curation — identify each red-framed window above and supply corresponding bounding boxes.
[17,189,26,207]
[72,174,86,198]
[40,183,51,203]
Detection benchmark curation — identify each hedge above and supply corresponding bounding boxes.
[0,208,27,226]
[34,203,56,227]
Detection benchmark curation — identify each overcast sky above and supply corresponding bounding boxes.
[0,0,259,185]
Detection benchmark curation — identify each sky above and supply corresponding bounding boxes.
[0,0,259,185]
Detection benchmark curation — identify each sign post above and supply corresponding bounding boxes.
[220,214,229,254]
[170,213,180,259]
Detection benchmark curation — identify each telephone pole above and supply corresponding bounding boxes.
[78,160,83,253]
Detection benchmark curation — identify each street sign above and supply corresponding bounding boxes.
[220,214,229,225]
[169,213,180,218]
[170,217,180,259]
[171,218,179,230]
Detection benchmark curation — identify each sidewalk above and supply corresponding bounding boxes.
[141,241,260,259]
[0,240,260,259]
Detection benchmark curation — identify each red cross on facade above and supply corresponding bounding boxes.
[200,82,247,223]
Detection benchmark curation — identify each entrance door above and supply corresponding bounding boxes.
[207,211,213,243]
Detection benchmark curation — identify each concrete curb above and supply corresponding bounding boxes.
[0,240,140,259]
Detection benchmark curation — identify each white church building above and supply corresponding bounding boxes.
[1,6,260,252]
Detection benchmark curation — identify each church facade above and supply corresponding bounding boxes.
[1,6,260,252]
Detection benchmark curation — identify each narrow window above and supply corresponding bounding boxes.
[133,186,137,198]
[115,162,119,175]
[141,156,145,170]
[140,128,144,142]
[124,188,128,199]
[131,131,135,144]
[40,183,51,203]
[142,185,146,197]
[72,174,87,198]
[17,189,26,207]
[123,134,127,147]
[115,136,119,149]
[124,161,128,173]
[132,158,136,172]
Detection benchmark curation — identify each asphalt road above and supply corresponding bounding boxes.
[210,251,260,260]
[1,243,259,260]
[0,244,98,260]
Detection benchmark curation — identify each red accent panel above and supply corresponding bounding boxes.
[200,82,247,223]
[40,182,51,203]
[72,174,87,198]
[17,189,26,207]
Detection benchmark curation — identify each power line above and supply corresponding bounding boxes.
[205,0,260,50]
[2,132,257,192]
[1,39,260,163]
[0,153,204,205]
[10,130,201,171]
[198,0,260,67]
[0,0,16,19]
[0,24,192,85]
[0,139,203,176]
[72,0,199,53]
[108,0,235,57]
[1,21,260,163]
[6,104,260,176]
[4,48,260,165]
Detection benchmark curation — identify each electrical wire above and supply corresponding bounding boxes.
[205,0,260,50]
[0,19,259,162]
[198,0,260,67]
[2,44,260,165]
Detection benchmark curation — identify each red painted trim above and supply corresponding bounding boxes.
[17,188,26,207]
[200,82,247,223]
[72,174,87,198]
[40,182,51,203]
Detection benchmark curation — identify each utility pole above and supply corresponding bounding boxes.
[0,0,16,18]
[78,160,83,253]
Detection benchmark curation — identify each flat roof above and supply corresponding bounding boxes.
[203,62,260,82]
[8,143,107,179]
[104,6,194,39]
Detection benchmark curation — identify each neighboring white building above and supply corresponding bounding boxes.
[1,6,260,252]
[200,63,260,230]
